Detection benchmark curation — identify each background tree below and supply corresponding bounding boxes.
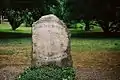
[6,9,23,30]
[31,8,41,21]
[5,8,41,29]
[22,9,34,27]
[44,0,71,24]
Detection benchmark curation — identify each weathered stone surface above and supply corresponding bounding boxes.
[32,14,73,67]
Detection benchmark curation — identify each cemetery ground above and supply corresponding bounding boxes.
[0,23,120,80]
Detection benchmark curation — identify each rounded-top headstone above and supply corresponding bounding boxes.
[32,14,73,67]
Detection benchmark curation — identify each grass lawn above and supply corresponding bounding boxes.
[0,38,32,55]
[0,37,120,71]
[0,23,103,34]
[0,23,31,34]
[0,23,120,70]
[71,38,120,69]
[71,38,120,52]
[0,38,120,55]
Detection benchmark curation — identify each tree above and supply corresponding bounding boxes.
[22,8,41,27]
[22,9,34,27]
[5,8,42,29]
[44,0,71,23]
[6,9,23,30]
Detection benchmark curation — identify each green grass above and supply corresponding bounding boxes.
[0,38,32,55]
[0,23,31,34]
[71,38,120,52]
[1,37,120,71]
[0,23,119,54]
[0,37,120,55]
[0,23,102,35]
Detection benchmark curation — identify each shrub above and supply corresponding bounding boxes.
[70,20,85,30]
[17,65,75,80]
[89,20,100,30]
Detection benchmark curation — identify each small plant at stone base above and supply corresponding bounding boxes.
[17,65,75,80]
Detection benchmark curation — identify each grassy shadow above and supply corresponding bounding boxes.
[0,32,31,38]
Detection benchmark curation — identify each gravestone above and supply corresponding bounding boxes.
[32,14,73,67]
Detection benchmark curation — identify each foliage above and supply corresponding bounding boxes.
[70,20,86,30]
[22,9,33,27]
[5,9,23,30]
[70,20,100,31]
[44,0,71,23]
[18,8,41,27]
[4,8,41,29]
[89,20,100,30]
[17,65,75,80]
[22,8,41,27]
[31,8,41,21]
[72,20,85,30]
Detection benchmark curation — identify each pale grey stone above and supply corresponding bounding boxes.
[32,14,73,67]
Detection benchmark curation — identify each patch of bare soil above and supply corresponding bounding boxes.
[0,51,120,80]
[75,67,120,80]
[0,65,29,80]
[0,51,31,80]
[0,55,31,68]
